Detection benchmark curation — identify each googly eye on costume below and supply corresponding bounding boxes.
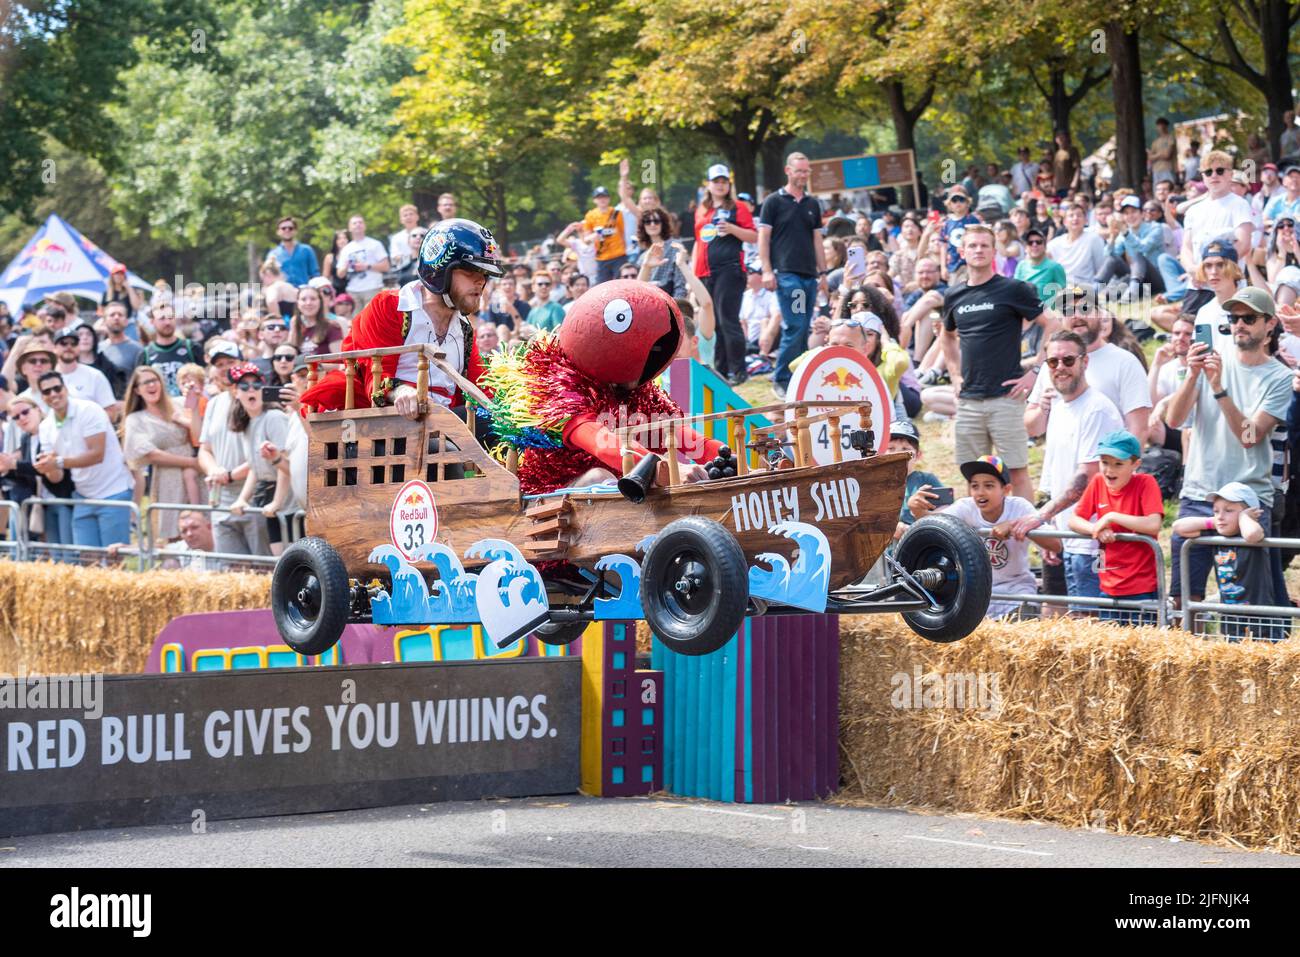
[603,298,633,334]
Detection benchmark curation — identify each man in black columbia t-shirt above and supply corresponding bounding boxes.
[939,224,1057,501]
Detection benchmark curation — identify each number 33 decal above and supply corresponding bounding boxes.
[402,523,425,551]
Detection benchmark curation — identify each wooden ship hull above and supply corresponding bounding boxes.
[305,404,906,592]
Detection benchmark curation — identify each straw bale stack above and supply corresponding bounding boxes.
[838,616,1300,851]
[0,561,269,675]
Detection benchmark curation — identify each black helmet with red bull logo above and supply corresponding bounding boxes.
[416,218,505,298]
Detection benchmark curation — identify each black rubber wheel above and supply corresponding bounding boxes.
[271,536,351,656]
[640,516,749,656]
[895,515,991,643]
[532,619,588,647]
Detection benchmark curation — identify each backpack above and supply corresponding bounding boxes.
[1138,445,1182,501]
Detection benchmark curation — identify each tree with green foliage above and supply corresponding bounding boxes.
[104,0,410,275]
[386,0,639,248]
[1165,1,1300,160]
[0,0,214,218]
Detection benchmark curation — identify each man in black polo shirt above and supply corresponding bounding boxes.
[939,224,1058,501]
[758,151,827,398]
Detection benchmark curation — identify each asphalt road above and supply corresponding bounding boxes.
[2,796,1296,868]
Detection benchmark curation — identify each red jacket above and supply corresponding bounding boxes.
[299,288,485,411]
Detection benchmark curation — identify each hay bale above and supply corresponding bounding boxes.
[838,615,1300,851]
[0,561,270,675]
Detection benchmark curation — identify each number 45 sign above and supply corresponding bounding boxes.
[389,479,440,559]
[788,346,892,467]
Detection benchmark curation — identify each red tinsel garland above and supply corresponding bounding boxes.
[516,336,683,495]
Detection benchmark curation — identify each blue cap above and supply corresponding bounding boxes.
[1096,429,1141,461]
[889,419,920,445]
[1201,238,1238,263]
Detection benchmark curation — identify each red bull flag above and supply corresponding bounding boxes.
[0,213,150,314]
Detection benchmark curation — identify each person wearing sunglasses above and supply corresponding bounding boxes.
[1180,150,1254,274]
[1012,228,1068,309]
[267,216,320,288]
[527,269,565,332]
[1164,286,1292,617]
[0,395,68,543]
[225,363,295,557]
[1008,331,1123,613]
[938,187,980,277]
[32,370,135,553]
[393,225,429,288]
[636,204,687,300]
[269,345,299,386]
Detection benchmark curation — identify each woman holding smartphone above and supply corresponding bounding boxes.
[691,164,757,386]
[226,364,295,556]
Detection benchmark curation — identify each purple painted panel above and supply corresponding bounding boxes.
[787,613,809,801]
[146,610,393,672]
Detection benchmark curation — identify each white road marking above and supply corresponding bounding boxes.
[904,835,1052,857]
[666,806,786,822]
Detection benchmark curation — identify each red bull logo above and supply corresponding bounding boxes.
[819,368,864,390]
[403,492,424,506]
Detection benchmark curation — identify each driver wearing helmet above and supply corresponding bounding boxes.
[299,218,504,420]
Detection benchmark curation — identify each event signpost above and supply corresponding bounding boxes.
[808,150,919,204]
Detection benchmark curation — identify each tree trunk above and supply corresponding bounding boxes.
[1106,24,1145,190]
[1259,0,1296,160]
[883,79,932,207]
[719,130,759,201]
[1048,66,1071,138]
[760,133,793,193]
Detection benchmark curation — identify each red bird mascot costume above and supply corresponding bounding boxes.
[300,218,502,413]
[479,279,723,494]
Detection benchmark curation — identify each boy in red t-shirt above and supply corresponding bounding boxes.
[1067,430,1164,624]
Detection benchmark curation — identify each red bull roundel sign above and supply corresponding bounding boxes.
[389,480,439,560]
[788,345,892,467]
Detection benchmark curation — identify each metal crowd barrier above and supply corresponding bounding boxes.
[0,500,22,561]
[17,497,143,566]
[0,499,305,573]
[1178,535,1300,641]
[975,527,1168,625]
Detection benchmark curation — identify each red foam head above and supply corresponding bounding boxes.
[557,279,684,386]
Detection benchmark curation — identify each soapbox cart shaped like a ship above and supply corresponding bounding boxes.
[270,345,991,658]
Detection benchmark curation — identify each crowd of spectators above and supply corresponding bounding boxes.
[5,121,1300,637]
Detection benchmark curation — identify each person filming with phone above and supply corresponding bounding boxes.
[1164,286,1293,617]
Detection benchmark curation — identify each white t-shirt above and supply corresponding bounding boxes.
[1045,231,1108,286]
[943,495,1039,617]
[388,228,418,270]
[1154,358,1189,401]
[38,398,133,500]
[339,237,389,293]
[1032,342,1149,420]
[60,363,116,410]
[1183,193,1253,264]
[1194,294,1235,353]
[567,237,597,283]
[1040,386,1122,554]
[285,412,309,508]
[739,287,776,344]
[199,391,249,509]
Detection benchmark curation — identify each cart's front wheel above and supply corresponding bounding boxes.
[272,537,350,656]
[640,517,748,656]
[895,515,991,643]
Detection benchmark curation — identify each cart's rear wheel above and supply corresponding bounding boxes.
[640,517,748,656]
[895,515,990,643]
[272,537,350,656]
[532,619,589,647]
